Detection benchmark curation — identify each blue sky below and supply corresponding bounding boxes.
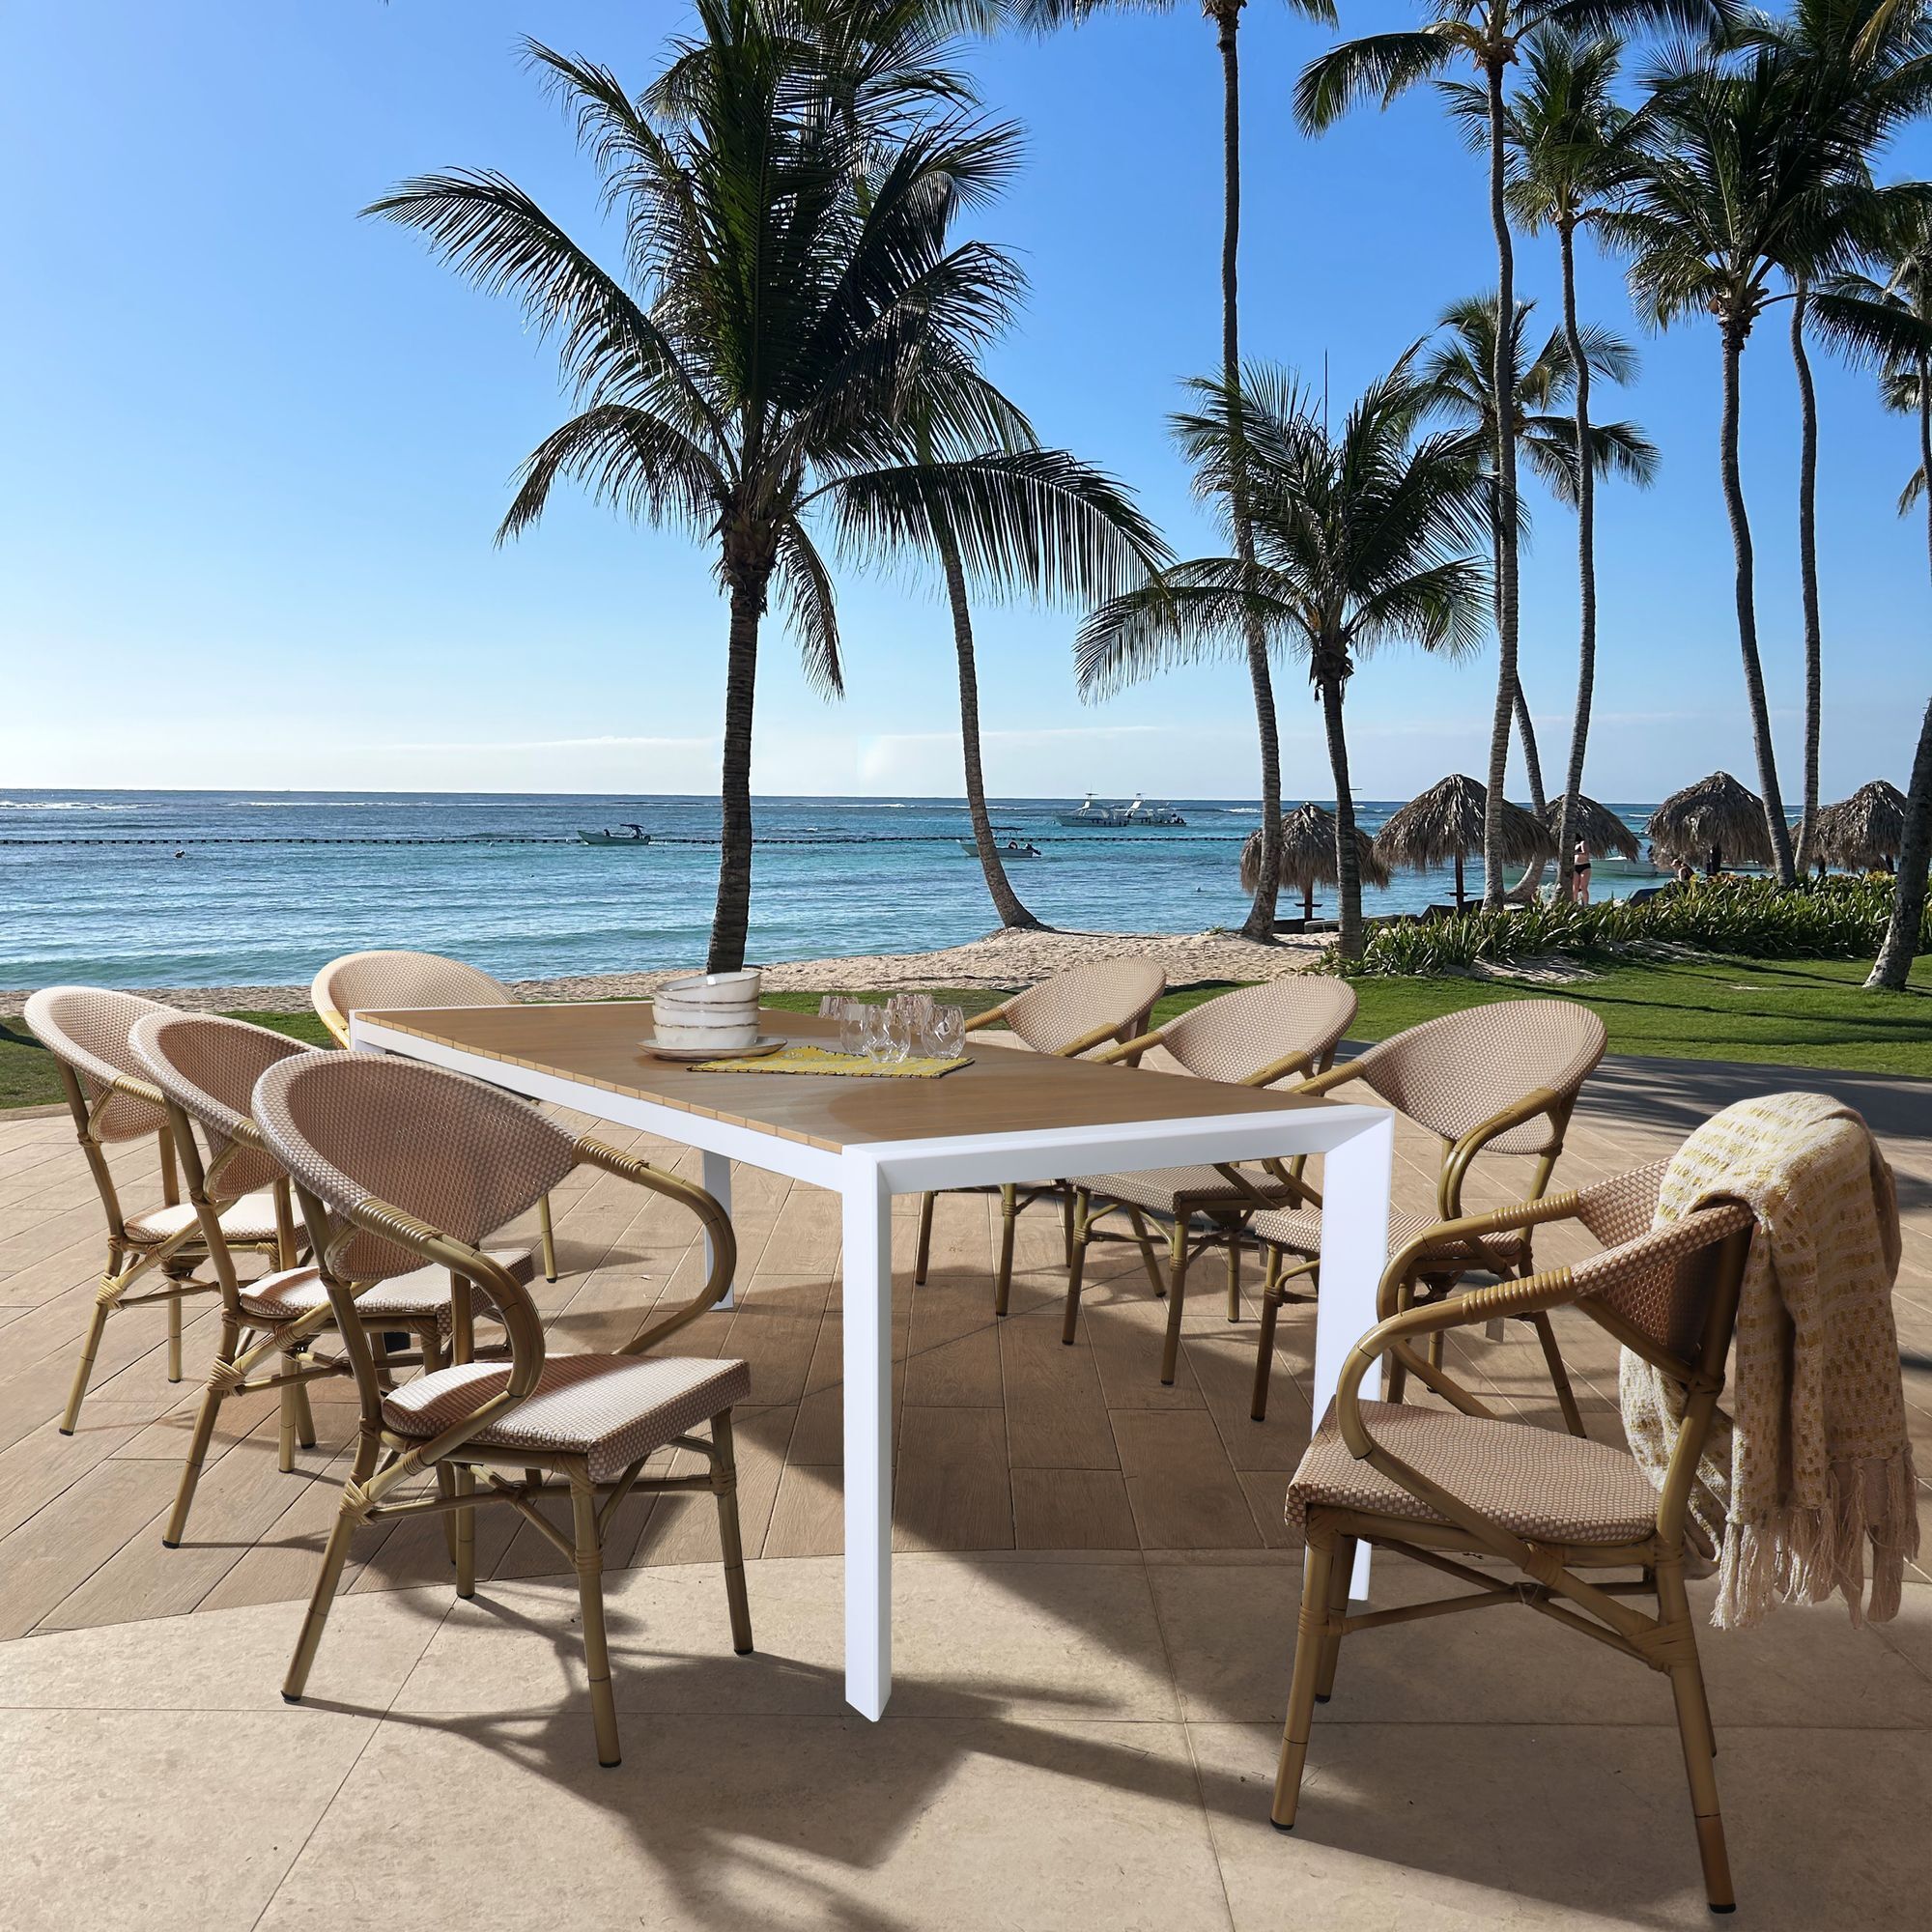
[5,0,1928,803]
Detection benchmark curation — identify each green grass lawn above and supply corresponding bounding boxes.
[7,956,1928,1113]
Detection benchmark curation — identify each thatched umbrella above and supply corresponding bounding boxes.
[1813,780,1907,872]
[1373,774,1549,912]
[1645,771,1773,871]
[1239,802,1392,920]
[1542,793,1639,861]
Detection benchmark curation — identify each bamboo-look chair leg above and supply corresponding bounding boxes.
[1225,1222,1242,1322]
[1062,1190,1094,1347]
[994,1184,1018,1318]
[537,1193,558,1283]
[1159,1216,1192,1385]
[167,1289,185,1383]
[1270,1525,1339,1830]
[1124,1208,1166,1297]
[453,1463,477,1599]
[291,1365,317,1450]
[164,1313,242,1546]
[283,1429,382,1703]
[435,1462,461,1568]
[1656,1556,1735,1912]
[1526,1309,1588,1438]
[913,1191,936,1286]
[1251,1287,1282,1422]
[60,1289,116,1435]
[711,1410,754,1655]
[1061,1192,1075,1267]
[1384,1273,1413,1407]
[277,1350,302,1474]
[1314,1532,1355,1702]
[568,1465,622,1768]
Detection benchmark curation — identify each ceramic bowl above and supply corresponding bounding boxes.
[659,968,763,1007]
[650,1016,759,1050]
[652,993,760,1031]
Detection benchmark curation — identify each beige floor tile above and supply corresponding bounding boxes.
[0,1586,450,1714]
[255,1712,1228,1932]
[0,1706,376,1932]
[1188,1719,1932,1931]
[389,1551,1179,1724]
[1011,1466,1140,1549]
[1150,1559,1932,1729]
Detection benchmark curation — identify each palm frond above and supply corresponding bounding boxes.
[1294,27,1465,133]
[775,521,845,696]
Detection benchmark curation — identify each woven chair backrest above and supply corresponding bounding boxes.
[1150,979,1357,1087]
[1572,1169,1752,1365]
[23,986,175,1143]
[1346,1000,1606,1153]
[311,950,513,1039]
[130,1010,312,1201]
[1004,958,1166,1055]
[252,1052,575,1283]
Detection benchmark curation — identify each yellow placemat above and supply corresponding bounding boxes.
[696,1044,970,1079]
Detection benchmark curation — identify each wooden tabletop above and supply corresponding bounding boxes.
[355,1002,1330,1156]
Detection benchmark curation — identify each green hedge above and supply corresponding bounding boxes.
[1335,874,1923,978]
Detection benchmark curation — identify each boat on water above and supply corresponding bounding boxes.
[960,838,1043,858]
[1055,793,1187,828]
[578,823,652,846]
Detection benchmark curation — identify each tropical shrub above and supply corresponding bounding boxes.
[1330,875,1925,977]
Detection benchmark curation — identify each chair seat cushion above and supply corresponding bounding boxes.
[1250,1205,1529,1272]
[382,1352,752,1482]
[1069,1164,1295,1215]
[1286,1400,1661,1545]
[238,1248,537,1330]
[125,1192,283,1246]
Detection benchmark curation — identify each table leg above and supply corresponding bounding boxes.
[702,1151,735,1310]
[1311,1112,1393,1602]
[841,1172,893,1720]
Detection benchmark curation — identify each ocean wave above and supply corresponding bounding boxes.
[0,800,129,811]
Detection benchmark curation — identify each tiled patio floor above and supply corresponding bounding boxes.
[1,1051,1929,1929]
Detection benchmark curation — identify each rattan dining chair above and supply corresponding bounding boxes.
[1271,1162,1753,1913]
[128,1009,537,1547]
[1056,979,1358,1380]
[25,987,299,1435]
[1247,1000,1606,1431]
[911,958,1166,1315]
[253,1049,753,1769]
[311,949,559,1283]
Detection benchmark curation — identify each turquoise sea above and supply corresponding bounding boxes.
[0,790,1663,990]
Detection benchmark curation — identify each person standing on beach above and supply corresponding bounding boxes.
[1705,842,1722,878]
[1571,838,1591,903]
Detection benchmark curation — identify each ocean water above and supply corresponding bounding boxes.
[0,790,1662,990]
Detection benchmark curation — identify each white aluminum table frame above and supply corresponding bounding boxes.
[350,1010,1392,1720]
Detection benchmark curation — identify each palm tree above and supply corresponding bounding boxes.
[1735,0,1932,872]
[1419,291,1657,835]
[1074,360,1488,960]
[1295,0,1726,907]
[1814,212,1932,987]
[1017,0,1339,938]
[1610,44,1881,886]
[1483,29,1652,895]
[367,9,1157,970]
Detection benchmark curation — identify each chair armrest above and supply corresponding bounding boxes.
[1242,1049,1317,1089]
[1378,1188,1583,1313]
[575,1139,737,1354]
[963,1000,1012,1034]
[1090,1027,1166,1066]
[1441,1085,1569,1214]
[1287,1060,1361,1099]
[314,1008,352,1048]
[1053,1016,1147,1060]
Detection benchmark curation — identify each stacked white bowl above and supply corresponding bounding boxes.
[650,968,763,1051]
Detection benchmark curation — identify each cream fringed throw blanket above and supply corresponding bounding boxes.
[1620,1092,1918,1630]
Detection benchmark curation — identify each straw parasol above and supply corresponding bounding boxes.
[1812,780,1908,872]
[1645,771,1773,870]
[1239,802,1392,920]
[1373,774,1549,911]
[1543,793,1639,860]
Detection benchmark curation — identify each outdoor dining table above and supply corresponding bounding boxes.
[344,1000,1394,1720]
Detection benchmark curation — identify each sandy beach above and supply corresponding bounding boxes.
[0,925,1329,1017]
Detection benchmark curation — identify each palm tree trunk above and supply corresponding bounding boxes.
[1213,5,1283,940]
[1867,370,1932,990]
[1792,283,1822,875]
[707,572,764,973]
[1512,676,1547,812]
[940,520,1043,930]
[1318,667,1363,962]
[1718,316,1798,885]
[1482,55,1520,912]
[1554,217,1595,900]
